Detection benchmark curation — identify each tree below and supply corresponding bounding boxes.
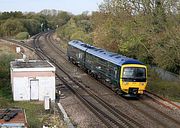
[0,11,24,20]
[0,19,26,36]
[0,53,15,78]
[22,19,41,35]
[93,0,180,73]
[46,11,72,29]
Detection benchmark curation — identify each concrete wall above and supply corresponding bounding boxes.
[152,67,180,81]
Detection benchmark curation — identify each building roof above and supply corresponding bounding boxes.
[68,40,144,66]
[11,60,56,72]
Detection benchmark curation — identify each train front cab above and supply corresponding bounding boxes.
[120,64,147,97]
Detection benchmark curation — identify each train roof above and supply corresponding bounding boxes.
[68,40,144,66]
[68,40,92,51]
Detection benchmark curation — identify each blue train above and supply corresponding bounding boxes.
[67,40,147,96]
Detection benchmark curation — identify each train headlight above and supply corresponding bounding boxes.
[123,82,129,85]
[141,83,145,86]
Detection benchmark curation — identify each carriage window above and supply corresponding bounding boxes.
[86,54,92,63]
[108,62,118,79]
[78,53,83,59]
[114,69,117,78]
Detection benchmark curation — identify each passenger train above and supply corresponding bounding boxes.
[67,40,147,97]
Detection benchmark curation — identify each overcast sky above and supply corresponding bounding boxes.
[0,0,104,14]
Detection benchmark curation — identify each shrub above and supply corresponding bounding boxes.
[0,53,15,78]
[15,32,29,40]
[147,69,180,102]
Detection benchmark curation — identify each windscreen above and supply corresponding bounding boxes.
[122,67,146,82]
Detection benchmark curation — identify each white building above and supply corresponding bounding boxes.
[10,60,56,101]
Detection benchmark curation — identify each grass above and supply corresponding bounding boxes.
[147,68,180,102]
[0,79,12,100]
[13,102,45,127]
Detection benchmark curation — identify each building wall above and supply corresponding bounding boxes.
[13,77,30,101]
[12,71,55,101]
[11,71,55,77]
[38,77,55,101]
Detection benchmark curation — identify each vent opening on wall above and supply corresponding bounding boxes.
[94,48,102,51]
[73,41,79,44]
[80,44,86,46]
[99,50,104,52]
[115,56,122,58]
[109,53,119,57]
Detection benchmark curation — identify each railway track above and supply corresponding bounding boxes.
[4,32,179,128]
[1,38,34,51]
[144,91,180,110]
[44,31,67,59]
[43,32,180,128]
[36,32,144,127]
[123,96,180,128]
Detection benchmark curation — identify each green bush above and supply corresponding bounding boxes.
[148,80,180,102]
[147,69,180,102]
[0,53,15,78]
[15,32,29,40]
[0,53,15,101]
